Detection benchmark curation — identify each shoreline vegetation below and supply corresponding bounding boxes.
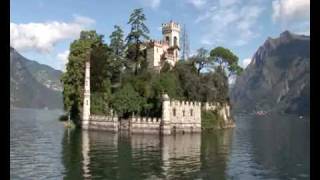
[60,8,243,130]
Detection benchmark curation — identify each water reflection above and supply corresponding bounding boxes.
[62,129,234,180]
[250,114,310,179]
[200,130,234,180]
[11,109,309,179]
[61,114,309,180]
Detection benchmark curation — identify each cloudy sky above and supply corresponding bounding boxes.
[11,0,310,71]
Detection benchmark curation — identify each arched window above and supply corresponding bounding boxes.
[174,36,177,46]
[182,110,185,116]
[190,109,193,116]
[173,108,176,116]
[166,36,170,44]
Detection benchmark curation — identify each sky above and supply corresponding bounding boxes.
[10,0,310,71]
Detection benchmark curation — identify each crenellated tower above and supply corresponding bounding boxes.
[162,21,181,48]
[162,21,180,65]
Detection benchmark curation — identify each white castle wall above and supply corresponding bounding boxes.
[88,115,119,132]
[165,100,202,133]
[129,117,162,134]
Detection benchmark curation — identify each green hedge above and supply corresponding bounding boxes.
[201,110,224,130]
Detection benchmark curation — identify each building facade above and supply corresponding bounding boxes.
[144,21,180,71]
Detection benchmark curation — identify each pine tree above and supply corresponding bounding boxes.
[109,25,125,58]
[109,25,125,84]
[125,8,150,74]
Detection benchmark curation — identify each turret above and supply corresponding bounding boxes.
[162,21,181,48]
[161,94,171,135]
[82,53,91,129]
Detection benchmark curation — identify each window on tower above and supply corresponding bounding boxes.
[174,36,177,46]
[166,36,169,44]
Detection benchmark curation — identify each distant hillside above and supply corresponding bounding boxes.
[10,47,63,109]
[230,31,310,116]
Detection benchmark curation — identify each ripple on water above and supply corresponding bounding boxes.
[11,110,309,180]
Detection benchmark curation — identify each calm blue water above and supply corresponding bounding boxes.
[10,108,309,179]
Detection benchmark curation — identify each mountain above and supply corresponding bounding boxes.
[230,31,310,116]
[10,47,63,109]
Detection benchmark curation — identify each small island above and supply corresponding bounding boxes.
[61,8,243,134]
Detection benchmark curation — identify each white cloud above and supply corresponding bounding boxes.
[10,15,95,53]
[272,0,310,35]
[187,0,207,9]
[272,0,310,23]
[57,50,70,71]
[219,0,237,7]
[241,58,252,68]
[141,0,161,9]
[197,2,264,47]
[57,50,69,62]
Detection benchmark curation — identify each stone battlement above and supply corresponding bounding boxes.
[147,39,169,47]
[130,117,162,124]
[169,100,201,107]
[130,117,162,134]
[88,115,119,132]
[90,115,118,122]
[162,21,180,32]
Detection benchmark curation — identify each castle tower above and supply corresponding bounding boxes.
[162,21,180,48]
[82,55,91,129]
[162,21,181,64]
[161,94,171,135]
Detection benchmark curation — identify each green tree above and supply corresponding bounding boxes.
[109,25,125,58]
[111,83,146,117]
[173,61,202,101]
[190,47,211,75]
[61,30,105,123]
[91,79,112,115]
[210,46,243,77]
[125,8,150,74]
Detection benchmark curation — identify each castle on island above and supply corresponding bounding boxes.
[81,21,235,135]
[143,21,180,71]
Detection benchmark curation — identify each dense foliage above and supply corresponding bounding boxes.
[61,8,243,124]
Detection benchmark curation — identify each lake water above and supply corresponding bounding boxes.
[10,108,309,179]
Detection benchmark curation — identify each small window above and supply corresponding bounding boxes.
[174,36,177,46]
[182,110,185,116]
[190,109,193,116]
[86,100,88,105]
[173,108,176,116]
[166,36,170,43]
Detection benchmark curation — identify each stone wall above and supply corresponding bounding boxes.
[88,115,119,132]
[165,100,202,133]
[129,117,162,134]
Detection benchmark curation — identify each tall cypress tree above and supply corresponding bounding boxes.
[110,25,125,58]
[125,8,150,74]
